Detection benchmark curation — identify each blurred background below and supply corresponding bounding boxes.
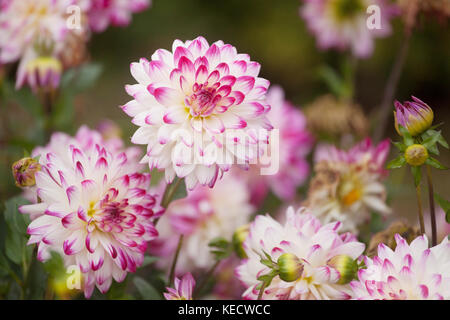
[1,0,450,224]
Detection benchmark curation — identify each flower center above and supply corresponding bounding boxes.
[338,178,362,207]
[187,85,218,117]
[330,0,364,21]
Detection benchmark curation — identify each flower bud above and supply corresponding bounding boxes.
[394,96,433,137]
[404,144,428,167]
[277,253,304,282]
[327,255,358,284]
[17,56,62,92]
[12,157,41,187]
[232,224,249,259]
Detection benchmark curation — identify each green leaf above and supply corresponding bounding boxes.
[426,157,448,170]
[422,130,441,150]
[411,166,422,187]
[318,65,345,98]
[434,194,450,223]
[141,256,158,267]
[387,156,406,169]
[391,140,407,152]
[3,197,30,235]
[398,126,413,146]
[62,63,103,93]
[133,277,161,300]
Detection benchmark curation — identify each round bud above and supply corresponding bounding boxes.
[404,144,428,167]
[232,225,249,259]
[12,157,41,187]
[277,253,304,282]
[327,255,358,284]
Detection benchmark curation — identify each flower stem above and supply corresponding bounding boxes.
[426,165,437,246]
[415,184,425,235]
[257,282,267,300]
[154,178,183,227]
[168,234,184,287]
[193,260,221,299]
[373,31,411,142]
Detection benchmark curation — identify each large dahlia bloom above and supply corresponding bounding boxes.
[19,126,160,298]
[83,0,151,33]
[351,234,450,299]
[122,36,272,190]
[305,138,390,233]
[150,174,254,272]
[301,0,397,58]
[243,85,313,204]
[236,207,365,300]
[0,0,87,90]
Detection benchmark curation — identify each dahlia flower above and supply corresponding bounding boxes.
[164,272,196,300]
[243,86,313,203]
[305,138,391,233]
[0,0,87,90]
[300,0,397,58]
[84,0,151,33]
[12,157,41,187]
[150,174,254,271]
[122,36,272,190]
[19,126,160,298]
[351,234,450,299]
[394,96,434,137]
[236,207,365,300]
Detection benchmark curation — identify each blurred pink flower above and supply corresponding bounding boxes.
[351,234,450,299]
[300,0,397,58]
[243,85,313,205]
[425,208,450,243]
[84,0,151,33]
[19,126,160,298]
[164,273,196,300]
[150,174,254,272]
[122,36,272,190]
[236,206,365,299]
[306,138,391,233]
[0,0,88,90]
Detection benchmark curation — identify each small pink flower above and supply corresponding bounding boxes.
[164,273,196,300]
[300,0,398,58]
[394,96,434,136]
[85,0,151,33]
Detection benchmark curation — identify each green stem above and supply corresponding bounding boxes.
[257,282,267,300]
[154,178,183,227]
[193,260,221,299]
[415,184,425,235]
[373,31,411,142]
[426,165,437,246]
[168,234,184,287]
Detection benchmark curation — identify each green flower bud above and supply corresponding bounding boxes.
[12,157,41,187]
[327,255,358,284]
[277,253,304,282]
[232,225,249,259]
[404,144,428,167]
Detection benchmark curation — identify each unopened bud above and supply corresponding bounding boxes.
[232,225,249,259]
[327,255,358,284]
[394,97,433,137]
[405,144,428,167]
[12,157,41,187]
[277,253,304,282]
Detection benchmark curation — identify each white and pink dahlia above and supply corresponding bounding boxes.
[351,235,450,300]
[122,36,272,190]
[306,138,391,233]
[301,0,397,58]
[151,174,254,272]
[83,0,150,33]
[19,126,160,298]
[244,85,313,204]
[236,207,365,300]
